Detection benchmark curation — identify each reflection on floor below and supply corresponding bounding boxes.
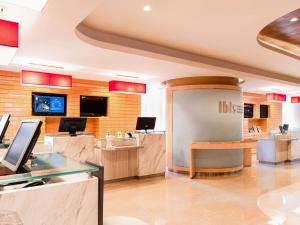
[104,216,149,225]
[104,158,300,225]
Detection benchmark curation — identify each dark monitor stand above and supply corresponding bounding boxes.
[58,117,87,137]
[68,126,78,137]
[141,129,152,134]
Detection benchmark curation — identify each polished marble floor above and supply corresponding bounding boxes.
[104,158,300,225]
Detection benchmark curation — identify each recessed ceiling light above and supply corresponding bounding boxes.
[290,17,298,22]
[143,5,151,12]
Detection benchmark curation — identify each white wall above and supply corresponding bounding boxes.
[282,96,300,130]
[141,84,166,131]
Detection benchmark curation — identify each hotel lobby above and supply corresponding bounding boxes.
[0,1,300,225]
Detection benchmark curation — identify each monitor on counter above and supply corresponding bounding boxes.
[279,124,289,134]
[58,117,87,136]
[0,114,10,144]
[1,120,42,173]
[283,124,289,132]
[136,117,156,133]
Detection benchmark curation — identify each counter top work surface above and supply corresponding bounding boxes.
[189,140,257,178]
[44,134,97,163]
[0,152,98,186]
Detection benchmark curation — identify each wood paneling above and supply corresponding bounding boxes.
[101,149,138,181]
[257,8,300,60]
[0,70,141,141]
[243,92,282,139]
[162,76,239,87]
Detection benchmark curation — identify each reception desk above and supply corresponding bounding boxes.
[0,152,103,225]
[257,131,300,164]
[40,133,165,182]
[100,133,166,181]
[44,134,96,162]
[189,140,257,178]
[164,76,245,176]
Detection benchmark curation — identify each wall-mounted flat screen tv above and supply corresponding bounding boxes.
[32,92,67,116]
[244,103,254,118]
[260,104,269,118]
[80,95,108,117]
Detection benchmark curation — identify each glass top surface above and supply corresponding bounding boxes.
[0,152,98,185]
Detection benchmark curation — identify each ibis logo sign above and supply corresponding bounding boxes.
[219,101,243,114]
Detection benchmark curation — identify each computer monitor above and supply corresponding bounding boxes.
[1,120,42,173]
[0,114,10,144]
[58,117,87,136]
[136,117,156,133]
[283,124,289,132]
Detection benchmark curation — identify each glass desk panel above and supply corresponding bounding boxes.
[0,152,99,185]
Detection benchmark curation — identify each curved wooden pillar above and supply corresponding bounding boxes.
[163,76,243,174]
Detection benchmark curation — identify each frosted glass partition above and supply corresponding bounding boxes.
[172,88,243,168]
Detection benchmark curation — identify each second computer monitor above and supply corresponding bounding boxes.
[58,117,87,136]
[136,117,156,133]
[0,114,10,144]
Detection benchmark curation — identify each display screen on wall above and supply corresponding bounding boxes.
[32,92,67,116]
[80,95,108,117]
[244,103,254,118]
[260,104,269,118]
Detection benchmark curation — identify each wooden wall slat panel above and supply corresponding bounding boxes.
[243,92,282,137]
[0,71,141,141]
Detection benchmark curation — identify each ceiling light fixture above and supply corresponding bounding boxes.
[2,0,48,11]
[290,17,298,22]
[116,74,140,79]
[28,62,64,69]
[143,5,151,12]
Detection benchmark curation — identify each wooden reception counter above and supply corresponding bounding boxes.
[36,133,165,182]
[189,140,257,178]
[100,133,166,182]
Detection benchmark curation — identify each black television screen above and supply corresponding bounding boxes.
[260,105,269,118]
[244,103,253,118]
[32,92,67,116]
[80,95,108,117]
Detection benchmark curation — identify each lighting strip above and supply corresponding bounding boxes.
[116,74,140,79]
[28,62,64,69]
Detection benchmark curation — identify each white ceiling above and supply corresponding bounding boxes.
[83,0,300,78]
[0,0,300,93]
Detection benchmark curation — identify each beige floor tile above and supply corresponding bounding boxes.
[104,159,300,225]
